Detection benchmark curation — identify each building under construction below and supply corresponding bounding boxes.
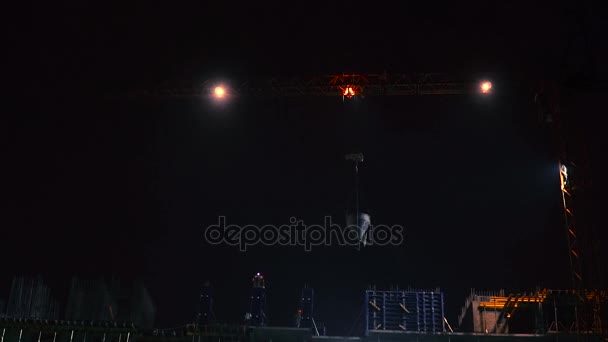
[1,272,607,341]
[4,6,607,337]
[3,70,607,340]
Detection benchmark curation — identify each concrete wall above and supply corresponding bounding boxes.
[471,300,508,334]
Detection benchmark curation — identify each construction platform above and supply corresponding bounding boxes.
[0,323,602,342]
[1,285,606,341]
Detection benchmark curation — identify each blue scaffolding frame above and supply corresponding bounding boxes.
[365,289,445,335]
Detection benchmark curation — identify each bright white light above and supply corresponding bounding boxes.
[560,163,568,190]
[481,81,492,94]
[214,86,226,98]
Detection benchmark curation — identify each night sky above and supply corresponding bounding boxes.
[5,0,608,335]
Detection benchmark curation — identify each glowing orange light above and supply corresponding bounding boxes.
[297,309,302,313]
[343,86,356,98]
[214,86,225,98]
[481,81,492,94]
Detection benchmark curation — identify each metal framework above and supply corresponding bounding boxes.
[534,83,606,336]
[365,289,445,336]
[197,284,214,326]
[249,274,267,327]
[298,287,314,330]
[536,85,579,335]
[0,318,136,342]
[124,73,480,99]
[458,288,607,335]
[559,162,583,292]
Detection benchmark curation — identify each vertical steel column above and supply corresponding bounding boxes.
[416,292,420,332]
[382,291,386,330]
[364,291,369,336]
[372,291,377,329]
[431,292,435,332]
[554,298,559,333]
[402,292,407,331]
[559,162,582,335]
[423,292,427,332]
[441,292,446,332]
[536,301,544,334]
[493,297,497,333]
[560,163,583,288]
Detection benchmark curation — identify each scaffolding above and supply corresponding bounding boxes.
[248,274,267,327]
[365,289,445,335]
[457,289,607,335]
[5,276,59,320]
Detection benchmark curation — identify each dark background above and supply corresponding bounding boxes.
[4,0,607,335]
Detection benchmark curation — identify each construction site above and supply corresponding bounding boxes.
[0,278,607,341]
[3,67,608,341]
